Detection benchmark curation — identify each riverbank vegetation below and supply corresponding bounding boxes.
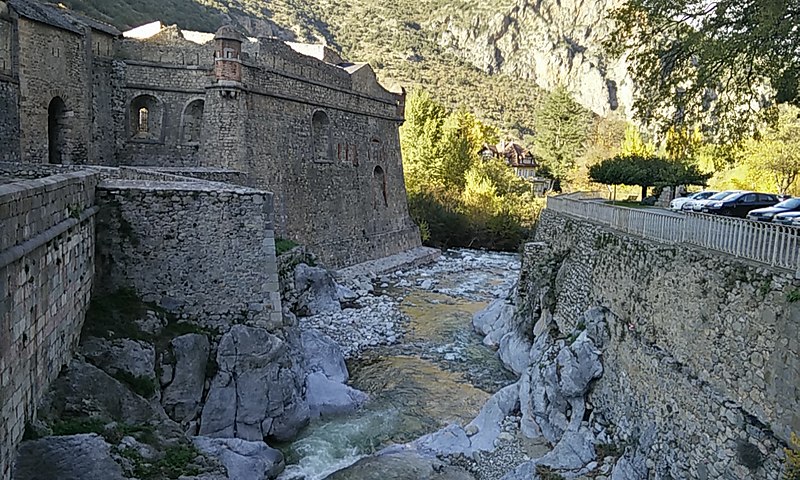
[400,90,544,251]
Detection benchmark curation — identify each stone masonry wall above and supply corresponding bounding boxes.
[95,180,283,331]
[16,17,90,164]
[0,171,98,480]
[522,209,800,479]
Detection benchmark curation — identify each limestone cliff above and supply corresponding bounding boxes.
[434,0,633,117]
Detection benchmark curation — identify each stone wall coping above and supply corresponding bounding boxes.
[98,179,268,195]
[132,166,245,174]
[0,170,98,199]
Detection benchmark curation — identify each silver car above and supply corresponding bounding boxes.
[773,211,800,226]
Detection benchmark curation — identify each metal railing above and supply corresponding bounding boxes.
[547,195,800,278]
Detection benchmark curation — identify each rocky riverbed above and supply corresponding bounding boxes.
[279,249,522,479]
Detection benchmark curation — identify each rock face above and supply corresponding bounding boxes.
[192,437,286,480]
[162,333,210,423]
[37,360,163,425]
[80,337,157,385]
[435,0,633,117]
[293,263,342,316]
[199,325,309,441]
[12,434,127,480]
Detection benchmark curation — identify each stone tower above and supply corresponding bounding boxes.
[202,25,247,170]
[213,25,243,84]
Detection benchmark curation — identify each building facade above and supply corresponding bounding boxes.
[0,0,420,267]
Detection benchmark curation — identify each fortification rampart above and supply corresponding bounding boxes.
[521,209,800,479]
[0,171,98,480]
[95,179,283,331]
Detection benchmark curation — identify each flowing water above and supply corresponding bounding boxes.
[278,250,519,480]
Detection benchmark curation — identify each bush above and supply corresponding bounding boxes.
[786,432,800,480]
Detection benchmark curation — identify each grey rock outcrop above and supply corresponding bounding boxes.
[435,0,633,117]
[300,328,368,417]
[80,337,156,384]
[193,437,286,480]
[38,359,163,425]
[305,372,368,418]
[294,263,342,316]
[199,325,309,441]
[472,298,515,347]
[162,333,210,423]
[12,434,126,480]
[519,330,603,443]
[301,329,349,383]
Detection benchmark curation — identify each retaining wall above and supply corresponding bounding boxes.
[95,179,283,331]
[522,209,800,479]
[0,171,98,480]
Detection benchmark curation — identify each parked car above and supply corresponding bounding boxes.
[670,190,717,211]
[688,190,742,212]
[702,191,779,217]
[747,197,800,221]
[772,211,800,226]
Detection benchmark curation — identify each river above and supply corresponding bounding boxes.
[277,249,520,479]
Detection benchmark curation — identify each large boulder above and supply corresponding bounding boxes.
[294,263,341,316]
[323,451,474,480]
[305,372,368,418]
[13,434,127,480]
[301,329,348,383]
[38,360,163,425]
[162,333,210,423]
[192,437,285,480]
[80,337,156,385]
[199,325,309,441]
[462,383,519,452]
[536,426,597,471]
[472,299,515,345]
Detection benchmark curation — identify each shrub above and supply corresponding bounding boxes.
[786,432,800,480]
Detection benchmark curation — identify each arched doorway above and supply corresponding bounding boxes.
[48,97,67,164]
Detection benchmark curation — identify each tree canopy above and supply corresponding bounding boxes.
[607,0,800,141]
[533,86,592,185]
[589,154,711,199]
[741,104,800,194]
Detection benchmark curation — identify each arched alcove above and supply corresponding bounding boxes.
[47,97,67,164]
[311,110,332,163]
[181,99,205,144]
[373,165,388,208]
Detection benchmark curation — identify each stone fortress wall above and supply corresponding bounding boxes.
[521,209,800,479]
[0,0,420,267]
[0,162,284,480]
[0,170,98,480]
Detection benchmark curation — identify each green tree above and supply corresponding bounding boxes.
[620,124,655,157]
[741,104,800,194]
[533,86,592,186]
[606,0,800,141]
[589,155,711,199]
[400,89,448,193]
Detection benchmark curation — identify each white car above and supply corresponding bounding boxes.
[670,190,717,211]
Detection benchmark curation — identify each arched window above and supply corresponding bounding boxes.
[372,165,388,208]
[181,100,205,144]
[48,97,68,164]
[311,110,332,163]
[129,95,162,141]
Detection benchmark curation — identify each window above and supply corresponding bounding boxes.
[137,107,149,134]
